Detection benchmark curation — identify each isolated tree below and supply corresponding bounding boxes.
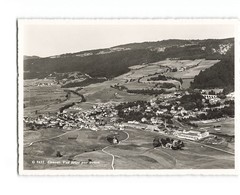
[166,137,171,143]
[160,138,167,147]
[87,159,93,164]
[56,151,63,157]
[179,78,183,85]
[153,137,161,147]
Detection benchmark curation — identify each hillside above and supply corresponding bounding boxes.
[24,38,234,80]
[190,47,234,90]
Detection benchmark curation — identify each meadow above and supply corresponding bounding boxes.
[165,59,220,79]
[24,126,234,170]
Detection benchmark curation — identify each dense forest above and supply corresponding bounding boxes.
[179,93,204,110]
[127,89,166,95]
[190,48,234,90]
[24,49,165,79]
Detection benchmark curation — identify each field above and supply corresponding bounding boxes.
[24,126,234,170]
[82,81,153,103]
[194,118,234,136]
[165,59,220,79]
[24,83,84,116]
[24,80,65,116]
[115,64,167,83]
[152,59,203,68]
[113,59,219,90]
[181,78,194,89]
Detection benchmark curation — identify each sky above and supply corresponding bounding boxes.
[20,21,236,57]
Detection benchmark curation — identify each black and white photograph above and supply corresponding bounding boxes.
[18,19,238,175]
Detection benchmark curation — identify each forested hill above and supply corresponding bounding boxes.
[24,38,234,80]
[190,46,234,90]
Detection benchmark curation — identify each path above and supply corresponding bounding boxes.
[119,131,130,143]
[101,146,115,170]
[101,130,130,170]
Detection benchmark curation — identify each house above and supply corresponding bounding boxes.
[141,117,148,123]
[146,125,159,131]
[128,120,139,124]
[178,67,186,72]
[145,106,152,113]
[156,110,164,115]
[209,98,220,105]
[112,136,119,144]
[170,110,177,114]
[151,117,158,124]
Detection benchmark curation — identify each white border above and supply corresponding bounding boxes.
[18,18,239,26]
[18,19,240,175]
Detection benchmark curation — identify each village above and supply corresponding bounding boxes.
[24,88,234,147]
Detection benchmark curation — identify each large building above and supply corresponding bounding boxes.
[202,94,217,100]
[176,130,209,141]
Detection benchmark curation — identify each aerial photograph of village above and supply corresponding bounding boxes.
[20,21,235,171]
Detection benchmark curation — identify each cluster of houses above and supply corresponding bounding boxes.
[24,87,234,143]
[24,102,119,131]
[120,96,208,124]
[35,82,56,87]
[117,89,234,141]
[34,77,58,87]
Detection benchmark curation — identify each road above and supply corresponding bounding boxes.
[24,128,81,148]
[101,146,115,170]
[101,130,130,170]
[173,118,184,127]
[119,130,130,143]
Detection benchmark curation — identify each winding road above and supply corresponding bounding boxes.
[101,130,130,170]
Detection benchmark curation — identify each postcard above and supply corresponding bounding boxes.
[18,19,239,175]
